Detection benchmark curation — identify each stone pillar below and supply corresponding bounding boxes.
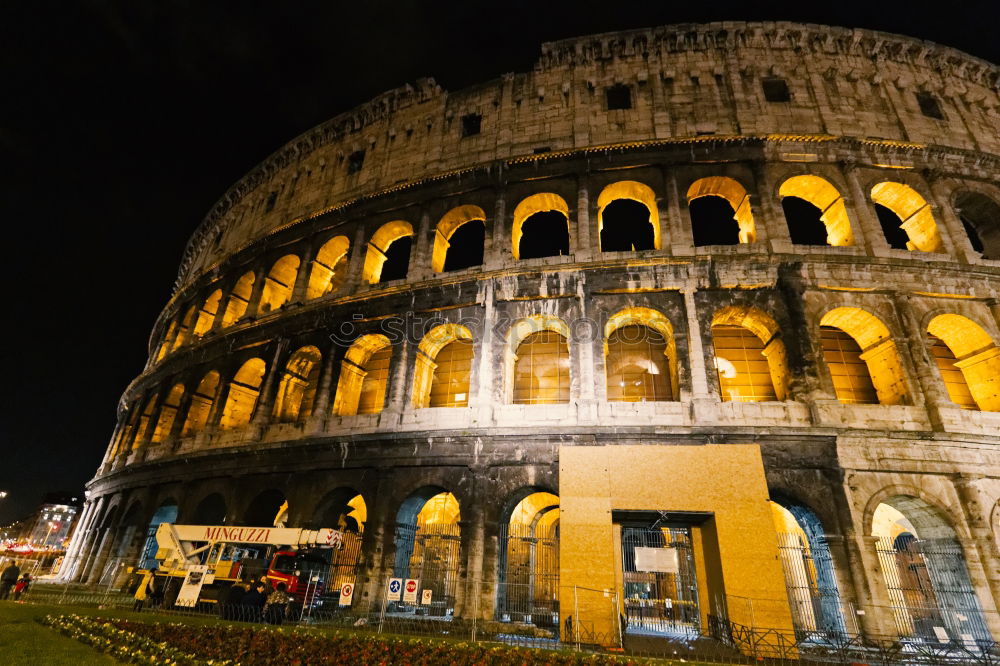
[776,266,833,406]
[748,161,780,251]
[842,164,888,256]
[471,282,496,424]
[952,475,1000,635]
[574,178,593,261]
[681,288,711,399]
[250,340,290,431]
[209,284,232,331]
[666,170,694,251]
[306,344,340,431]
[61,499,97,581]
[408,209,434,283]
[358,469,395,613]
[926,176,980,264]
[244,269,267,320]
[340,226,369,294]
[890,292,949,427]
[384,337,413,419]
[489,192,510,269]
[455,470,490,619]
[290,245,317,303]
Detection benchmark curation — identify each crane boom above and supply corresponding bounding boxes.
[154,523,344,570]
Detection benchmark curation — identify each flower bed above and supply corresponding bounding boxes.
[41,614,651,665]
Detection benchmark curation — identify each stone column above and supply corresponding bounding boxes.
[776,267,832,406]
[952,475,1000,633]
[890,292,949,427]
[250,340,291,432]
[455,470,490,619]
[168,389,196,450]
[61,499,97,581]
[408,209,434,282]
[842,164,888,256]
[488,192,509,269]
[681,288,711,399]
[747,161,779,251]
[926,175,979,264]
[574,177,593,261]
[305,344,340,432]
[666,171,693,252]
[290,245,317,303]
[358,469,395,613]
[471,282,496,425]
[209,284,233,331]
[384,338,413,420]
[243,269,267,320]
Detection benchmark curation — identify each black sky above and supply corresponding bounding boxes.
[1,1,997,524]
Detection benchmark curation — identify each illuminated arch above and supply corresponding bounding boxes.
[363,220,413,284]
[954,191,1000,259]
[151,383,185,443]
[432,205,487,273]
[507,315,571,404]
[779,175,854,246]
[313,488,367,588]
[273,345,323,423]
[171,306,197,351]
[306,235,350,300]
[711,306,789,401]
[259,254,300,313]
[181,371,220,436]
[597,180,661,251]
[392,489,462,616]
[687,176,756,244]
[820,307,908,405]
[222,272,255,327]
[219,358,266,429]
[496,490,559,624]
[604,307,678,402]
[927,314,1000,411]
[193,289,222,337]
[156,319,179,361]
[871,182,942,252]
[130,393,158,450]
[332,334,392,416]
[413,323,474,408]
[512,193,570,260]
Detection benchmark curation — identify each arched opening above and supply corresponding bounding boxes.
[363,220,413,284]
[191,493,227,525]
[687,176,756,246]
[131,393,158,449]
[156,320,179,361]
[193,289,222,337]
[332,334,392,416]
[259,255,300,313]
[432,205,487,273]
[222,272,255,327]
[496,490,559,627]
[391,489,461,617]
[306,235,350,300]
[243,489,286,526]
[711,306,789,402]
[172,306,197,351]
[139,501,178,569]
[181,371,220,437]
[597,181,660,252]
[412,323,474,408]
[872,496,990,641]
[779,175,854,246]
[770,499,847,636]
[272,345,322,423]
[820,307,909,406]
[927,314,1000,411]
[604,307,678,402]
[954,191,1000,259]
[151,383,185,443]
[871,182,942,252]
[312,489,367,594]
[508,316,571,405]
[512,193,570,260]
[219,358,266,429]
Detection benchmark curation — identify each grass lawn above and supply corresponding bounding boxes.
[0,601,119,665]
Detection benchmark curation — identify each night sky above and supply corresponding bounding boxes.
[1,1,997,524]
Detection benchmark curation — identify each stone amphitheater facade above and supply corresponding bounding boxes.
[65,21,1000,642]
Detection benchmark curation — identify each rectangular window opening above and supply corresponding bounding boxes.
[460,113,482,138]
[762,77,791,103]
[606,84,633,110]
[916,91,945,120]
[347,150,366,174]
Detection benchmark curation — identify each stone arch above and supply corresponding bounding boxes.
[820,306,909,405]
[155,319,179,361]
[181,370,220,436]
[496,488,560,626]
[193,289,222,337]
[432,205,487,273]
[222,271,255,326]
[512,193,570,260]
[219,358,266,429]
[604,307,678,402]
[686,176,756,245]
[306,235,350,299]
[131,392,159,449]
[412,323,474,408]
[871,181,942,252]
[363,220,413,284]
[151,382,185,443]
[172,305,198,350]
[506,315,571,405]
[927,314,1000,411]
[259,254,300,313]
[869,492,990,641]
[954,190,1000,259]
[779,175,854,246]
[242,488,286,526]
[332,334,392,416]
[190,493,228,525]
[391,487,462,616]
[712,306,789,401]
[272,345,323,423]
[311,487,368,591]
[769,496,847,635]
[597,180,661,251]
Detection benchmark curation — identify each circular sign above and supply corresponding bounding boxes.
[389,579,401,593]
[341,583,353,596]
[405,579,418,593]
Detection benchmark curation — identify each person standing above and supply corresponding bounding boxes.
[13,573,31,600]
[263,582,291,625]
[132,570,154,612]
[0,561,20,600]
[241,582,267,622]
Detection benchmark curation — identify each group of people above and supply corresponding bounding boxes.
[221,579,293,624]
[0,561,31,601]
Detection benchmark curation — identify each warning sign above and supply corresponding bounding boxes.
[339,582,354,606]
[175,565,209,607]
[421,589,433,605]
[403,578,419,604]
[386,578,402,601]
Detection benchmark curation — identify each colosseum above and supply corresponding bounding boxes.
[63,20,1000,648]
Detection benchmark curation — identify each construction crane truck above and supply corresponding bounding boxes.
[143,523,345,609]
